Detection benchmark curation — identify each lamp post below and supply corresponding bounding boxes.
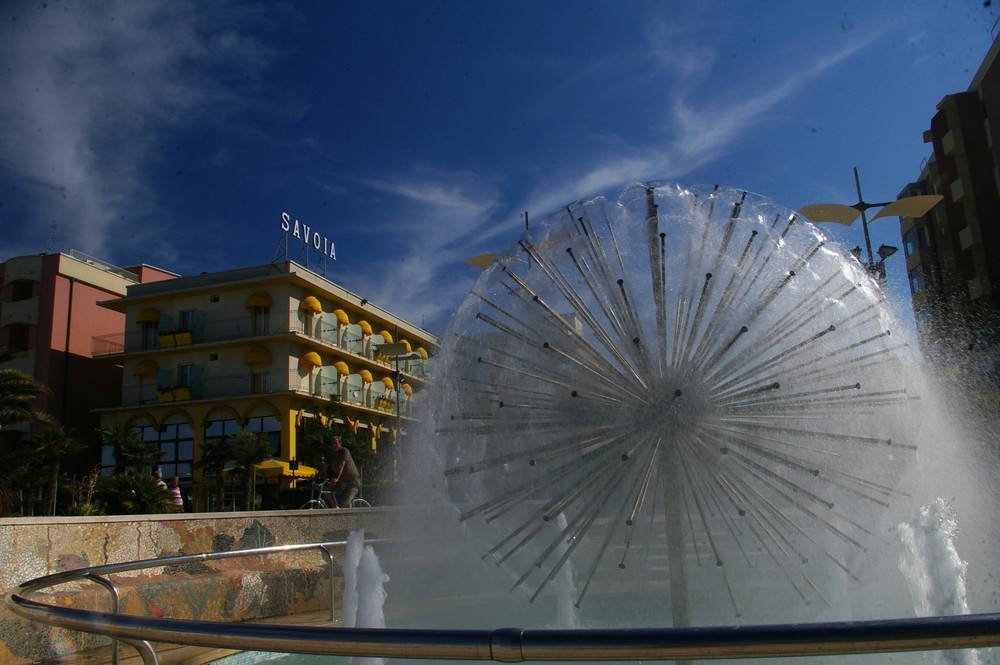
[799,167,942,283]
[374,343,423,475]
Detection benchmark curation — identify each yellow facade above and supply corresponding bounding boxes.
[93,261,436,504]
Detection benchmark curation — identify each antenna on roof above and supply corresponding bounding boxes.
[46,224,64,253]
[271,229,289,264]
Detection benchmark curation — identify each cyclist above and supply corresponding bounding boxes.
[319,435,361,508]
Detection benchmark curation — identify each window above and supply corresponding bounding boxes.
[205,418,241,442]
[177,363,195,387]
[141,321,158,350]
[252,371,269,394]
[204,416,280,459]
[6,324,29,351]
[147,423,195,479]
[251,305,270,336]
[138,374,156,404]
[100,423,193,479]
[245,415,281,456]
[179,309,195,332]
[908,265,927,294]
[903,227,919,257]
[10,281,32,301]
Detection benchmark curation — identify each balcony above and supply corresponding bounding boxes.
[92,309,431,378]
[116,369,418,418]
[92,310,308,356]
[157,331,193,347]
[0,296,39,327]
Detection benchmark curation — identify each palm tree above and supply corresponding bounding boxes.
[0,348,52,428]
[96,472,180,515]
[32,423,84,515]
[98,421,160,474]
[194,437,231,511]
[228,431,273,511]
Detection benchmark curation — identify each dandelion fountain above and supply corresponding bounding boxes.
[6,183,1000,663]
[386,181,999,662]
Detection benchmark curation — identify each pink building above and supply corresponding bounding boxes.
[0,251,176,458]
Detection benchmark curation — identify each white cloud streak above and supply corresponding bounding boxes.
[346,168,506,331]
[0,1,269,263]
[364,19,888,334]
[517,22,885,236]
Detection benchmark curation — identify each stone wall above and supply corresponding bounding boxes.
[0,508,391,664]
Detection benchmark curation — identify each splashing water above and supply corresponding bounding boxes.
[341,530,365,628]
[424,182,925,627]
[354,545,390,665]
[899,498,981,665]
[337,530,389,665]
[357,545,390,628]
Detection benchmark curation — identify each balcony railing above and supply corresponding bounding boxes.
[92,311,309,357]
[92,310,430,375]
[116,370,417,417]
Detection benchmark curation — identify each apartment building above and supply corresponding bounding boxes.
[0,251,175,455]
[903,33,1000,362]
[92,260,436,503]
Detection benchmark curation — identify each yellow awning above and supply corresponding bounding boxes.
[416,347,428,359]
[255,459,318,479]
[359,369,373,383]
[333,308,349,325]
[244,346,272,365]
[246,291,273,308]
[133,359,159,377]
[380,376,394,391]
[136,307,160,323]
[333,361,350,376]
[300,295,322,314]
[299,350,322,370]
[358,320,372,335]
[400,339,412,352]
[402,383,413,396]
[379,330,394,343]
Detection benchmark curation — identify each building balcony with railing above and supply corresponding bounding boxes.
[92,308,431,377]
[116,366,419,417]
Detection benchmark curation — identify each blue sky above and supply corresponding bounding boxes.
[1,1,997,335]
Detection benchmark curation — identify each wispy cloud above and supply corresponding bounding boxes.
[346,167,506,331]
[330,12,893,336]
[0,0,270,263]
[513,20,886,234]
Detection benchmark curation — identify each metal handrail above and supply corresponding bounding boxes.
[7,541,1000,664]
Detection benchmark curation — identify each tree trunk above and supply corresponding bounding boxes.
[244,474,254,511]
[47,459,59,516]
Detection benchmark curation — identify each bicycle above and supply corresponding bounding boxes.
[300,479,371,509]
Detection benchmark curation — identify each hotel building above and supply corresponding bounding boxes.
[92,260,436,508]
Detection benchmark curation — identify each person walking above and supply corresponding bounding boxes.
[320,435,361,508]
[168,476,184,509]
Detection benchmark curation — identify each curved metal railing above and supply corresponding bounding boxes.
[7,540,1000,664]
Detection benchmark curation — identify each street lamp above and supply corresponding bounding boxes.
[375,343,423,472]
[799,167,942,282]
